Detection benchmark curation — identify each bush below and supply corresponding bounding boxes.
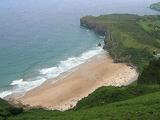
[138,57,160,84]
[7,106,24,116]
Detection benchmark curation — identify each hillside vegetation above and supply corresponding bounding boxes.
[80,14,160,72]
[0,85,160,120]
[138,16,160,39]
[138,56,160,84]
[0,14,160,120]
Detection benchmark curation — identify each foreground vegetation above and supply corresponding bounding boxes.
[150,2,160,11]
[0,85,160,120]
[0,14,160,120]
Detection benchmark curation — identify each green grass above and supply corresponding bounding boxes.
[0,85,159,120]
[150,2,160,11]
[80,14,160,72]
[138,16,160,39]
[0,98,11,114]
[75,85,160,109]
[138,57,160,84]
[0,98,23,120]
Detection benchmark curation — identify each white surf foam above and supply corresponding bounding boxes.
[40,47,104,79]
[0,47,104,98]
[10,79,27,86]
[0,78,47,98]
[0,91,13,98]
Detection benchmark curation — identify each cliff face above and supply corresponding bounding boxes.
[80,16,111,53]
[80,16,131,64]
[80,16,111,51]
[80,16,107,36]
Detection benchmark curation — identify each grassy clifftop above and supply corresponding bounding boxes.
[80,14,160,72]
[150,2,160,11]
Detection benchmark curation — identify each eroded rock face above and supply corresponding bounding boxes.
[80,16,106,36]
[80,16,109,50]
[80,16,118,62]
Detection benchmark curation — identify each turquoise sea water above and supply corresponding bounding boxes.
[0,0,159,97]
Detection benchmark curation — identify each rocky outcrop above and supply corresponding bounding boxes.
[80,16,106,36]
[80,16,135,66]
[80,16,124,63]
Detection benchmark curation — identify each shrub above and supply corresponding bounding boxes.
[7,106,24,116]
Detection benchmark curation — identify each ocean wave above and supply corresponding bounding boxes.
[0,47,104,98]
[40,47,103,79]
[0,91,13,98]
[10,79,27,86]
[0,77,47,98]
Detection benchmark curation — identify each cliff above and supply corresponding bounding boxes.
[80,14,160,72]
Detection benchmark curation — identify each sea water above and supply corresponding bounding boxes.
[0,0,159,98]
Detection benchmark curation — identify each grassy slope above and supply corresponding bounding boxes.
[0,14,160,120]
[0,98,24,120]
[75,85,160,109]
[138,16,160,39]
[0,98,11,120]
[150,2,160,11]
[4,85,160,120]
[80,14,160,72]
[138,56,160,84]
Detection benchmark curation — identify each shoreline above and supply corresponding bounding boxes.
[0,47,103,99]
[9,52,138,111]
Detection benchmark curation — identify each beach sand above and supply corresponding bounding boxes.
[13,53,138,111]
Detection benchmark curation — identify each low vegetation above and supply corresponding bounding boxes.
[138,57,160,84]
[80,14,160,72]
[0,98,23,120]
[75,85,160,109]
[138,16,160,39]
[1,85,160,120]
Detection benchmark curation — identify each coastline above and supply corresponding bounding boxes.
[10,52,138,111]
[0,47,103,99]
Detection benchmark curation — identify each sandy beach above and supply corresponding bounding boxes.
[13,53,138,111]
